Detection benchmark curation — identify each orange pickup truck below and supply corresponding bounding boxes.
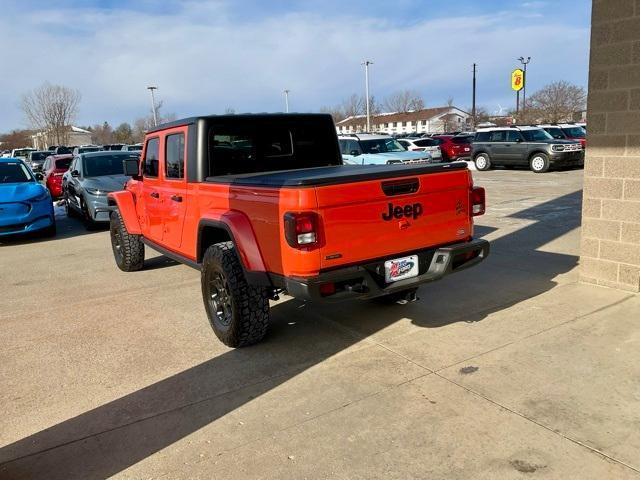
[108,114,489,347]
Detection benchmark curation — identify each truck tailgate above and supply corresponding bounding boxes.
[315,167,473,270]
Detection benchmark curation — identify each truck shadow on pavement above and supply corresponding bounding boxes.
[0,191,582,479]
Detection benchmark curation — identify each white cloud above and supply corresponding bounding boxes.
[0,1,590,131]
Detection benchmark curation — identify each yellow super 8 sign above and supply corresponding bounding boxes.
[512,69,524,91]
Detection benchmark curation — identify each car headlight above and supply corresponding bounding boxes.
[28,190,50,202]
[85,188,110,196]
[552,145,565,152]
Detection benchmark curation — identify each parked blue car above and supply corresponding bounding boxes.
[338,134,434,165]
[0,158,56,237]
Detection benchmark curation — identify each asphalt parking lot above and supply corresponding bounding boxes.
[2,167,640,479]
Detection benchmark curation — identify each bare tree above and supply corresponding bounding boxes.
[383,90,425,113]
[21,83,81,146]
[319,105,346,123]
[0,129,35,150]
[341,94,366,118]
[525,80,587,123]
[113,122,134,144]
[224,107,236,114]
[91,121,114,145]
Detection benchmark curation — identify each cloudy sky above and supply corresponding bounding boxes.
[1,0,591,132]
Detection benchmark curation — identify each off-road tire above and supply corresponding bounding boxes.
[529,152,550,173]
[110,209,144,272]
[474,153,491,171]
[201,241,270,347]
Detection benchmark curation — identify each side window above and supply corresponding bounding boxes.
[348,140,361,154]
[143,138,160,177]
[489,131,506,142]
[165,133,185,179]
[475,132,490,142]
[506,131,522,142]
[339,140,349,155]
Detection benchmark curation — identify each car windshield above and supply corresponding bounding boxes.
[0,162,32,183]
[562,126,586,138]
[545,127,566,139]
[360,138,406,153]
[83,155,127,177]
[520,129,553,142]
[55,158,72,170]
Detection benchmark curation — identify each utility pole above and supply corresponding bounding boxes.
[283,89,290,113]
[472,63,477,130]
[147,86,158,127]
[362,60,373,132]
[518,56,531,118]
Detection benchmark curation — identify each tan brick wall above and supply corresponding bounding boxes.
[580,0,640,291]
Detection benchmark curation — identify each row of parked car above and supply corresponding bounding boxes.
[0,150,140,239]
[338,122,586,173]
[1,143,143,169]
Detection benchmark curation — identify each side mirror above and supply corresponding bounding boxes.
[35,172,44,181]
[123,158,141,178]
[71,170,80,177]
[350,150,361,157]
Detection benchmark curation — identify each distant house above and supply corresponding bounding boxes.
[335,106,471,135]
[31,126,93,149]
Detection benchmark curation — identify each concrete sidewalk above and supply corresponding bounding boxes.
[1,169,639,479]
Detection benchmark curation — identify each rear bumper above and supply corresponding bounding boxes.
[282,239,490,302]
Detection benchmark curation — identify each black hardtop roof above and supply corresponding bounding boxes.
[80,150,139,157]
[146,113,334,134]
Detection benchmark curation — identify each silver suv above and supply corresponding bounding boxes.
[471,126,584,173]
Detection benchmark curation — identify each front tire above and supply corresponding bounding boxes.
[474,153,491,171]
[201,241,270,347]
[529,153,550,173]
[110,209,144,272]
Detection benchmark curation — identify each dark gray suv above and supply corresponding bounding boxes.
[472,127,584,173]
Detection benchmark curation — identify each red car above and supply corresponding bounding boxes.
[540,124,587,149]
[431,135,474,161]
[42,154,73,198]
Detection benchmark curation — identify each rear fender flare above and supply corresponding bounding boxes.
[198,211,266,272]
[107,191,142,234]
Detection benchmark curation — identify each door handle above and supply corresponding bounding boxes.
[150,192,159,198]
[171,195,183,202]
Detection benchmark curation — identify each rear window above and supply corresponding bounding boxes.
[209,120,340,176]
[55,158,72,170]
[0,162,32,183]
[451,136,473,145]
[414,139,438,147]
[30,152,50,161]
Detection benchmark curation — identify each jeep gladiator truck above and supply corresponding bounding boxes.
[108,114,489,347]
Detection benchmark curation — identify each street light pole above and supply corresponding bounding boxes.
[517,56,531,118]
[283,89,290,113]
[147,86,158,127]
[472,63,477,130]
[362,60,373,132]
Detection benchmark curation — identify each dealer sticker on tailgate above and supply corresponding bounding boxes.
[385,255,419,283]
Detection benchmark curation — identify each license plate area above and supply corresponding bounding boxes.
[384,255,419,283]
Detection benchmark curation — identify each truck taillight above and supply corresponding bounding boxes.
[284,212,320,248]
[471,187,485,216]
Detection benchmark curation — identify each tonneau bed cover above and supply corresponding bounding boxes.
[205,162,468,187]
